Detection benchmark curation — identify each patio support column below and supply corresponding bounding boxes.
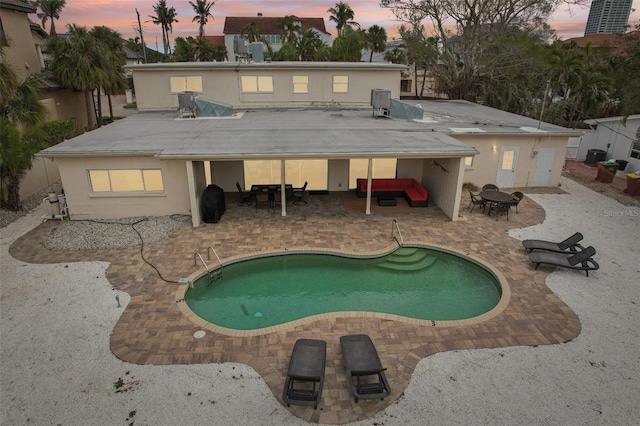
[185,160,201,227]
[366,158,373,215]
[280,160,287,217]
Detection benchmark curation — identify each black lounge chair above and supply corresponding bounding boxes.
[340,334,391,403]
[529,246,599,277]
[282,339,326,409]
[522,232,584,253]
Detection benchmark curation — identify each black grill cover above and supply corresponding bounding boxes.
[201,184,226,223]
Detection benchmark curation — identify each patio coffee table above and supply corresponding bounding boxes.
[377,196,397,206]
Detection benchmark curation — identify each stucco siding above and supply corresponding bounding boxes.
[57,156,191,220]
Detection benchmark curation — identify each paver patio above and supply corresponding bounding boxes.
[10,190,580,424]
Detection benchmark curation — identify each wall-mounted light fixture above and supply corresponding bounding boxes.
[492,145,497,153]
[532,149,538,157]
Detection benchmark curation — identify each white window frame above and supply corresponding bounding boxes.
[170,76,203,93]
[88,169,164,194]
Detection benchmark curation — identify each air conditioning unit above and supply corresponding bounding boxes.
[371,89,391,109]
[233,38,248,54]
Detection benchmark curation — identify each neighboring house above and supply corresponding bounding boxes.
[222,16,332,62]
[39,62,580,227]
[564,31,640,56]
[576,115,640,172]
[0,0,88,199]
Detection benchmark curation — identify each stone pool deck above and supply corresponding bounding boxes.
[9,189,579,424]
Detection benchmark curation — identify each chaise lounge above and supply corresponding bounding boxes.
[282,339,326,409]
[529,245,599,276]
[340,334,391,403]
[522,232,585,253]
[355,178,428,207]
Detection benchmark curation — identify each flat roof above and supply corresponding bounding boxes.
[41,100,581,160]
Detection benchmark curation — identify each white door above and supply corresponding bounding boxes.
[496,146,519,188]
[533,147,556,187]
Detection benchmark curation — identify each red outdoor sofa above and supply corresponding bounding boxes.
[356,178,428,207]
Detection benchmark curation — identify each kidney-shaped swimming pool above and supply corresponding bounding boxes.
[183,247,504,331]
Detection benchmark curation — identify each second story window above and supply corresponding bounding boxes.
[293,76,308,94]
[333,75,349,93]
[170,76,203,93]
[241,76,273,93]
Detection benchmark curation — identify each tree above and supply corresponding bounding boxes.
[381,0,571,101]
[295,29,327,61]
[0,50,47,128]
[36,0,66,36]
[190,0,215,38]
[279,15,302,44]
[240,22,260,43]
[384,46,406,64]
[365,25,387,62]
[211,44,228,62]
[328,2,359,37]
[331,27,366,62]
[149,0,179,55]
[48,24,126,128]
[0,50,47,210]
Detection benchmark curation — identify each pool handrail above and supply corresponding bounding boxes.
[392,219,404,246]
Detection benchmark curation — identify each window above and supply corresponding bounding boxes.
[293,75,308,94]
[333,75,349,93]
[241,76,273,93]
[464,156,474,167]
[631,141,640,159]
[400,79,411,92]
[170,76,203,93]
[349,158,397,189]
[89,169,164,193]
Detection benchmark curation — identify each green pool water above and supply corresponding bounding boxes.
[185,247,501,330]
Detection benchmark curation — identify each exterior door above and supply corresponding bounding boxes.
[496,146,519,188]
[533,147,556,187]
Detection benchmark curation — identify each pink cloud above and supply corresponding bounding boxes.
[51,0,640,47]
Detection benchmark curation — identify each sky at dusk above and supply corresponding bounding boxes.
[47,0,640,49]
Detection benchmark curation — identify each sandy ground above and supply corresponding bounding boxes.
[1,176,639,425]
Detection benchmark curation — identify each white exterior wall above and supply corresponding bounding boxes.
[56,156,191,220]
[130,63,405,111]
[584,116,640,173]
[454,135,569,188]
[422,157,463,220]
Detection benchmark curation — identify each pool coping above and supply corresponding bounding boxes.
[176,242,511,337]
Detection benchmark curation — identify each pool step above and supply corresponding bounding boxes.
[377,249,437,271]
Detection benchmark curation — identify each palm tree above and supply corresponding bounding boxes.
[190,0,215,38]
[327,2,359,38]
[36,0,66,36]
[0,50,47,211]
[384,47,406,64]
[149,0,179,55]
[90,26,127,123]
[279,15,302,44]
[0,50,47,128]
[211,44,227,62]
[295,29,325,61]
[49,24,125,128]
[240,22,260,43]
[365,25,387,62]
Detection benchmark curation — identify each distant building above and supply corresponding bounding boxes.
[584,0,633,36]
[222,16,331,62]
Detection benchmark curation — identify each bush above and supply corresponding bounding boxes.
[25,118,85,148]
[462,182,479,191]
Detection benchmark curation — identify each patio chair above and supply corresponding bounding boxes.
[491,202,511,220]
[236,182,253,206]
[340,334,391,403]
[292,181,308,205]
[510,191,524,213]
[254,192,270,211]
[467,190,486,213]
[529,246,599,277]
[282,339,326,409]
[522,232,584,253]
[482,183,499,192]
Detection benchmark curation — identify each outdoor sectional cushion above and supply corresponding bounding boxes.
[356,178,428,207]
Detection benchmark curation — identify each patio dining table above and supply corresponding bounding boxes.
[480,190,514,215]
[251,184,293,207]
